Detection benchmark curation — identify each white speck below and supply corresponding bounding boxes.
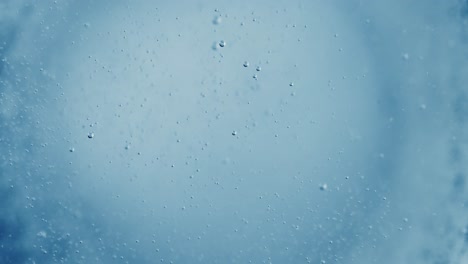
[402,53,409,60]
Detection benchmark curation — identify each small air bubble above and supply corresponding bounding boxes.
[213,16,222,25]
[243,61,249,67]
[87,132,94,139]
[256,66,261,72]
[289,82,294,87]
[232,131,237,136]
[319,184,327,191]
[36,231,47,238]
[69,147,75,153]
[219,40,226,47]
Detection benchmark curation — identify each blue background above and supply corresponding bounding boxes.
[0,0,467,263]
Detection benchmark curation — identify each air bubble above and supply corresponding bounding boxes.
[243,61,249,67]
[256,66,261,72]
[219,40,226,47]
[36,231,47,238]
[319,184,327,191]
[213,16,222,25]
[87,132,94,139]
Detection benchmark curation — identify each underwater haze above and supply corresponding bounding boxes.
[1,0,468,263]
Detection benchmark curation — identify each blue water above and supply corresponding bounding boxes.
[0,0,467,263]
